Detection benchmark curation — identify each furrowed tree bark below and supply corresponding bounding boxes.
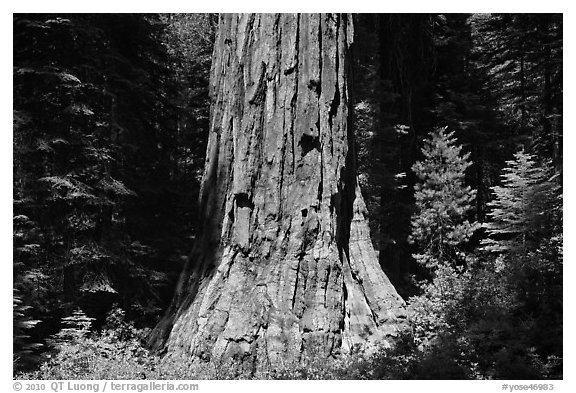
[149,13,407,374]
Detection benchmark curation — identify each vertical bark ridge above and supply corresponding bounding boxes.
[149,13,407,375]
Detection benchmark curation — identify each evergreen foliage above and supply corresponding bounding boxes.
[481,151,562,363]
[13,291,42,370]
[482,151,561,257]
[471,14,563,172]
[410,127,480,269]
[13,13,214,369]
[407,147,562,379]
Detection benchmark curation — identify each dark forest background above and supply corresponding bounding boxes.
[13,13,562,379]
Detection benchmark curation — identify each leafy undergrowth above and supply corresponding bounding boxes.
[17,307,561,380]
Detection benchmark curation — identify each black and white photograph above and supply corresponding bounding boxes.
[10,4,566,387]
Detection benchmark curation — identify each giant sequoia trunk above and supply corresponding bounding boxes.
[149,13,407,374]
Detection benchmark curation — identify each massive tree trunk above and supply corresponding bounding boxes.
[149,13,407,374]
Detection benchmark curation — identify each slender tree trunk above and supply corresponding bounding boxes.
[149,13,406,374]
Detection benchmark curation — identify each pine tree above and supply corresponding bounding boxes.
[410,127,479,269]
[482,150,561,267]
[480,150,562,372]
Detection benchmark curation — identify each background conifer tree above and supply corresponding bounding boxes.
[410,127,480,270]
[482,150,560,258]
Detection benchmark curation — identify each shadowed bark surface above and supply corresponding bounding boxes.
[149,13,407,374]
